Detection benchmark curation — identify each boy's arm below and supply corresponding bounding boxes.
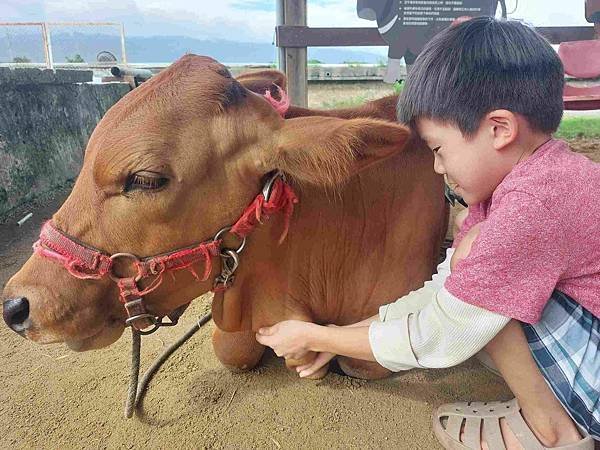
[256,249,456,366]
[310,325,375,362]
[257,247,511,373]
[379,247,454,321]
[258,287,509,373]
[369,287,510,371]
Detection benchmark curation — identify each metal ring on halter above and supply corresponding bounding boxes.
[125,314,161,335]
[213,227,246,253]
[220,249,240,275]
[125,313,157,326]
[109,252,142,282]
[262,170,283,202]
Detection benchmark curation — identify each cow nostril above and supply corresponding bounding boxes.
[2,297,30,332]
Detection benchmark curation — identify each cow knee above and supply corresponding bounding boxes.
[337,356,391,380]
[212,328,265,372]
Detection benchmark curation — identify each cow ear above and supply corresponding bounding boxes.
[236,70,287,98]
[268,117,411,187]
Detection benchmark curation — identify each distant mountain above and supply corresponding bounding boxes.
[1,32,386,65]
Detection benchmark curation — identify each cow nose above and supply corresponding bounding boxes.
[2,297,30,333]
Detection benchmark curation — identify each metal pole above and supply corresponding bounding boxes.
[42,22,54,70]
[120,23,128,64]
[276,0,286,72]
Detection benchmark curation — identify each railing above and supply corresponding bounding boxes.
[0,22,127,69]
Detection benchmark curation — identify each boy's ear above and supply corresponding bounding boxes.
[485,109,518,150]
[236,70,287,98]
[266,116,411,187]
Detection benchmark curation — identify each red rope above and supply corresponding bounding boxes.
[230,178,298,243]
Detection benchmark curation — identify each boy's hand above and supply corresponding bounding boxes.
[255,320,316,360]
[295,351,336,378]
[294,324,339,377]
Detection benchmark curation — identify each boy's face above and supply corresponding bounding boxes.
[416,118,509,205]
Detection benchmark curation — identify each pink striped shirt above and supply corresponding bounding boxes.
[446,139,600,323]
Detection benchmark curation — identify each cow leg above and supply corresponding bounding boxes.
[336,356,392,380]
[285,352,329,380]
[212,328,266,372]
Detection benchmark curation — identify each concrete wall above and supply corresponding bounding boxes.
[0,68,130,217]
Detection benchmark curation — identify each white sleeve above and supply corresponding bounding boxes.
[368,286,510,371]
[379,248,454,321]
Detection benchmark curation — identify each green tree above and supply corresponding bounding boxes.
[343,60,365,67]
[12,56,31,63]
[66,54,85,63]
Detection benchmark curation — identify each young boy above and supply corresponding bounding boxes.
[256,17,599,449]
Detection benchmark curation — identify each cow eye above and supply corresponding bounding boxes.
[125,172,169,192]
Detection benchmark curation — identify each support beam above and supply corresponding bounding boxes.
[276,25,596,48]
[276,0,286,73]
[282,0,307,107]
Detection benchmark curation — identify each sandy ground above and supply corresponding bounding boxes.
[0,122,598,448]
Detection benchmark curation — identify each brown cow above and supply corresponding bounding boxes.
[1,55,447,380]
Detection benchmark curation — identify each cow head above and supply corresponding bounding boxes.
[2,55,411,351]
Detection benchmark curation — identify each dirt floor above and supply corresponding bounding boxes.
[0,128,598,449]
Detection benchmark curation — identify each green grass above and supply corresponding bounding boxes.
[555,117,600,139]
[393,81,404,94]
[321,95,368,109]
[316,94,600,140]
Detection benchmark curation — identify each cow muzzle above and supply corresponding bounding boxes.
[2,296,30,334]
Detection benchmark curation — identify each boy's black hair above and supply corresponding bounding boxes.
[397,17,564,135]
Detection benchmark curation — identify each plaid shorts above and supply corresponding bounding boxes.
[523,290,600,440]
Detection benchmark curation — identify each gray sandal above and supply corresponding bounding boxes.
[433,399,594,449]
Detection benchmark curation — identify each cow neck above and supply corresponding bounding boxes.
[33,172,298,334]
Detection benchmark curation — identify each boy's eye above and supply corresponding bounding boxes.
[432,146,441,153]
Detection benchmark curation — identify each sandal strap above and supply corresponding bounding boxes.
[446,415,464,441]
[436,399,520,419]
[504,410,545,450]
[463,417,483,449]
[482,417,506,450]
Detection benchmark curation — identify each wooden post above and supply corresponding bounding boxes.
[283,0,307,107]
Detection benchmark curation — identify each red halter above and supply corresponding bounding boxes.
[32,87,293,333]
[33,174,298,333]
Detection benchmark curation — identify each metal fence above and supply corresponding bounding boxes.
[0,22,127,69]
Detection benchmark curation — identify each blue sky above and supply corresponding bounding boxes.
[1,0,591,43]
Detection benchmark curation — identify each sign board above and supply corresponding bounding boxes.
[586,0,600,22]
[357,0,499,82]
